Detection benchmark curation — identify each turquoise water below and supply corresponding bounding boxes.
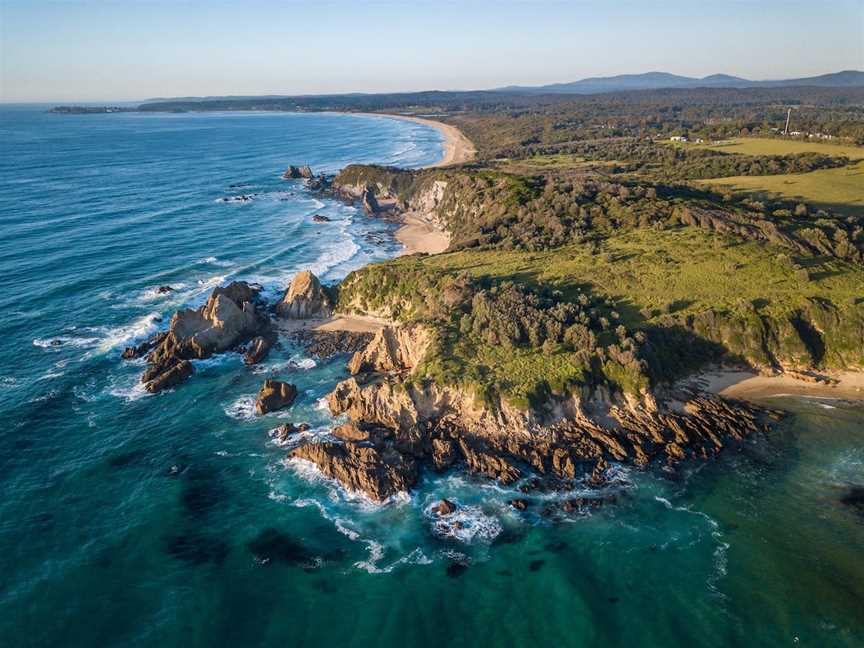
[1,108,862,647]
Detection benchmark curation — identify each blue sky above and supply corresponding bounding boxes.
[1,0,862,102]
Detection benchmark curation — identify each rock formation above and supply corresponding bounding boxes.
[276,270,333,319]
[288,322,774,501]
[282,165,314,180]
[347,324,432,375]
[138,281,268,392]
[289,439,419,502]
[361,187,380,214]
[255,380,298,415]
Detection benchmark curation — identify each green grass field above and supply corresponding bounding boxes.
[672,137,864,159]
[362,227,864,404]
[420,227,864,325]
[699,160,864,214]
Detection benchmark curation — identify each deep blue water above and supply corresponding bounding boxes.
[1,108,863,647]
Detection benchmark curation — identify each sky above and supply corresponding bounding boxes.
[1,0,862,102]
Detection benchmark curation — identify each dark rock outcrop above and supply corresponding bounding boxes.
[122,331,167,360]
[269,422,310,443]
[431,499,456,516]
[361,187,380,214]
[312,214,331,223]
[276,270,333,319]
[282,165,314,180]
[255,380,298,415]
[140,281,267,392]
[291,329,372,360]
[243,334,275,365]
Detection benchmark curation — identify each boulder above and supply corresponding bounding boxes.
[243,335,273,365]
[431,499,456,516]
[509,499,529,511]
[157,285,174,294]
[255,380,298,415]
[289,440,418,502]
[312,214,331,223]
[276,270,333,319]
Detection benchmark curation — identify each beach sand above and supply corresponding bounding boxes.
[275,313,390,335]
[693,368,864,402]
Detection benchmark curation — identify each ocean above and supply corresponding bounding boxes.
[0,107,862,647]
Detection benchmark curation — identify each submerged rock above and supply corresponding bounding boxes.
[312,214,331,223]
[255,379,297,415]
[276,270,333,319]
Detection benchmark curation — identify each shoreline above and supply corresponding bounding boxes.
[351,111,471,255]
[354,111,477,168]
[689,368,864,403]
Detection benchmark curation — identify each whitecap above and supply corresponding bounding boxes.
[426,501,503,544]
[93,312,162,354]
[224,394,256,420]
[33,335,100,350]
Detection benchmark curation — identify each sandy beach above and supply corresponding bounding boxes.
[357,112,476,168]
[275,313,390,335]
[352,111,473,255]
[693,368,864,402]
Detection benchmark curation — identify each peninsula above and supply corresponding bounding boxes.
[121,85,864,502]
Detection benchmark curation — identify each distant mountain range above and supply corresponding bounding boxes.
[494,70,864,95]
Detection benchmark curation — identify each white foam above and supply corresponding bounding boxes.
[33,335,100,350]
[426,502,503,544]
[224,394,257,420]
[93,312,162,354]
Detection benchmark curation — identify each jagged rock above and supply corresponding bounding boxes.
[509,499,529,511]
[140,281,265,392]
[255,380,298,415]
[312,214,331,223]
[431,499,456,516]
[289,440,418,502]
[122,331,167,360]
[431,437,458,470]
[276,270,333,319]
[244,335,273,365]
[457,439,521,484]
[269,422,310,443]
[157,285,174,294]
[291,329,372,359]
[282,165,313,180]
[347,324,432,375]
[361,187,380,214]
[144,358,193,393]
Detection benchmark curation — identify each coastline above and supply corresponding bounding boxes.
[692,368,864,402]
[352,111,472,255]
[356,112,477,168]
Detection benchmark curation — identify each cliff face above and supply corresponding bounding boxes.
[290,322,772,501]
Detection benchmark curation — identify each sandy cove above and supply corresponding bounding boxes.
[351,112,474,255]
[688,368,864,402]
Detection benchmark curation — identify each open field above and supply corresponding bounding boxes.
[417,227,864,326]
[698,159,864,214]
[672,137,864,159]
